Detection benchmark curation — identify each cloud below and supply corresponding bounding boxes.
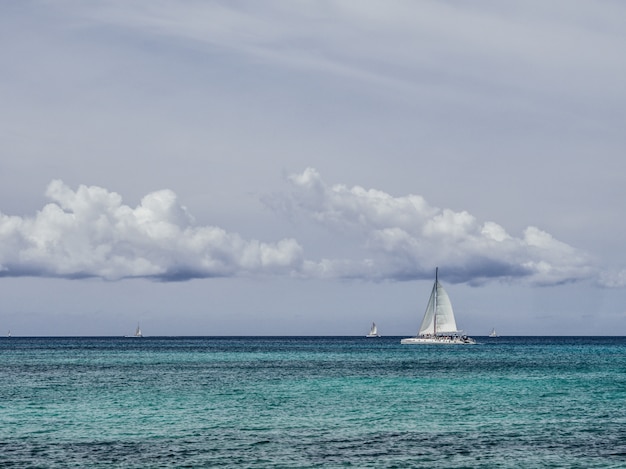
[1,172,619,288]
[598,270,626,289]
[62,0,626,111]
[268,168,597,286]
[0,180,303,281]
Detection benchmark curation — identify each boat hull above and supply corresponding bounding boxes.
[401,336,476,345]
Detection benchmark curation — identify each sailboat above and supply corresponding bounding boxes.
[488,328,498,338]
[366,322,380,338]
[401,268,476,345]
[125,323,143,338]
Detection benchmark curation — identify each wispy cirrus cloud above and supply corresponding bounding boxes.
[63,0,626,109]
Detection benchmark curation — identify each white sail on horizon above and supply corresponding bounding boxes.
[366,322,380,337]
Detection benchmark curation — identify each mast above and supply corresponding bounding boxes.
[433,267,438,336]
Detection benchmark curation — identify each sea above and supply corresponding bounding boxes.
[1,336,625,468]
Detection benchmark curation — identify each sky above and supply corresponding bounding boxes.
[2,0,626,336]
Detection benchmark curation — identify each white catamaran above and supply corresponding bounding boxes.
[366,322,380,338]
[401,268,476,345]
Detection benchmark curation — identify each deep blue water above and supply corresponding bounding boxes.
[1,336,626,468]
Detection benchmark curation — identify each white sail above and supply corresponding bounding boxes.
[125,323,143,338]
[417,281,458,336]
[417,280,458,335]
[366,322,380,337]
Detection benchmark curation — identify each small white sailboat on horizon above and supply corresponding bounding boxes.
[488,328,498,338]
[125,323,143,338]
[401,268,476,345]
[366,322,380,338]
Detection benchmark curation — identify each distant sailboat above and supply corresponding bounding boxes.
[401,268,476,345]
[125,324,143,338]
[366,322,380,338]
[7,330,10,338]
[488,328,498,338]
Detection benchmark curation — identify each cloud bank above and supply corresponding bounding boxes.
[0,180,303,281]
[0,172,612,287]
[271,168,597,286]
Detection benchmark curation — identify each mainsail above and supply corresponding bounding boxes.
[366,322,380,337]
[417,269,458,336]
[125,324,143,338]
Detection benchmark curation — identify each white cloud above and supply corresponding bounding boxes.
[61,0,626,110]
[598,269,626,288]
[1,172,621,288]
[0,180,303,281]
[269,168,597,286]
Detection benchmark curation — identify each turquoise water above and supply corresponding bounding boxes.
[1,336,626,468]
